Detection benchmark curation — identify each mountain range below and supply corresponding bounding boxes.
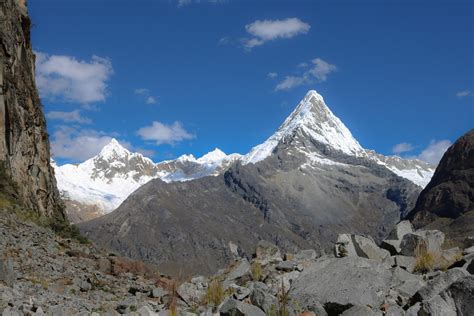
[79,90,436,275]
[56,90,434,223]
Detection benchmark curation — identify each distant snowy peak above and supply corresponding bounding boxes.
[243,90,364,164]
[55,140,242,215]
[97,138,131,160]
[368,151,434,188]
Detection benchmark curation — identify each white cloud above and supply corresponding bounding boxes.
[308,58,338,82]
[275,76,305,91]
[134,88,158,105]
[35,52,113,104]
[137,121,195,145]
[244,18,310,49]
[392,142,414,154]
[267,72,278,79]
[414,140,452,165]
[456,90,474,98]
[50,126,116,161]
[46,110,92,124]
[218,36,231,46]
[275,58,337,91]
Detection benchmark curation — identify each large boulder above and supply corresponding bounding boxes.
[254,241,282,265]
[418,294,457,316]
[387,220,414,240]
[381,221,414,255]
[340,305,382,316]
[249,282,278,314]
[399,230,445,256]
[219,297,265,316]
[290,256,392,311]
[223,259,251,288]
[335,234,390,261]
[413,268,469,302]
[447,275,474,315]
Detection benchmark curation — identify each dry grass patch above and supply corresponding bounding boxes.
[203,279,225,308]
[414,240,437,273]
[251,261,263,281]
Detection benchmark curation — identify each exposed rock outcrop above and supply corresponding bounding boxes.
[0,0,64,221]
[407,129,474,243]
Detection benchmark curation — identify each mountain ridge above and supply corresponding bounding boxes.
[57,90,435,222]
[80,90,428,276]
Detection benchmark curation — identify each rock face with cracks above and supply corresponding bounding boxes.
[0,0,65,221]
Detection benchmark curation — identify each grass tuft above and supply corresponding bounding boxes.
[414,240,437,273]
[251,261,263,281]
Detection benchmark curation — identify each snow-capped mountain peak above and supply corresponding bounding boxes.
[243,89,364,164]
[97,138,131,161]
[197,148,227,164]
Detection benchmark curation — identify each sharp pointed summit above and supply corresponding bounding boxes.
[97,138,131,160]
[243,90,364,164]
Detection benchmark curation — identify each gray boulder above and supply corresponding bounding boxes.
[255,241,282,265]
[219,298,265,316]
[405,302,421,316]
[418,294,457,316]
[467,259,474,274]
[447,275,474,315]
[385,305,405,316]
[340,305,382,315]
[394,255,415,272]
[293,249,319,262]
[335,234,390,261]
[418,230,445,254]
[388,220,414,240]
[276,261,296,272]
[381,239,402,256]
[464,246,474,255]
[250,282,278,314]
[400,233,425,256]
[177,282,203,306]
[381,221,414,255]
[414,268,469,302]
[223,259,251,288]
[290,256,392,310]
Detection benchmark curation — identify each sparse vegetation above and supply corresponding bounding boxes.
[203,279,225,308]
[166,279,179,316]
[251,261,263,281]
[414,240,437,273]
[267,280,291,316]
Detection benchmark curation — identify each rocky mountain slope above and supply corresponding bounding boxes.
[56,91,433,223]
[80,91,433,276]
[2,209,473,315]
[54,140,241,222]
[407,129,474,244]
[0,0,64,221]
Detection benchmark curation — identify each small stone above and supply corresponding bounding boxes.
[151,287,168,298]
[276,261,296,272]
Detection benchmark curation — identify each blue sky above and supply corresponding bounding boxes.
[29,0,473,165]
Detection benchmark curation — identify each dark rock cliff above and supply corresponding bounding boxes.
[406,129,474,243]
[0,0,65,221]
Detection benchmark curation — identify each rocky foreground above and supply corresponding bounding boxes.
[1,210,473,316]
